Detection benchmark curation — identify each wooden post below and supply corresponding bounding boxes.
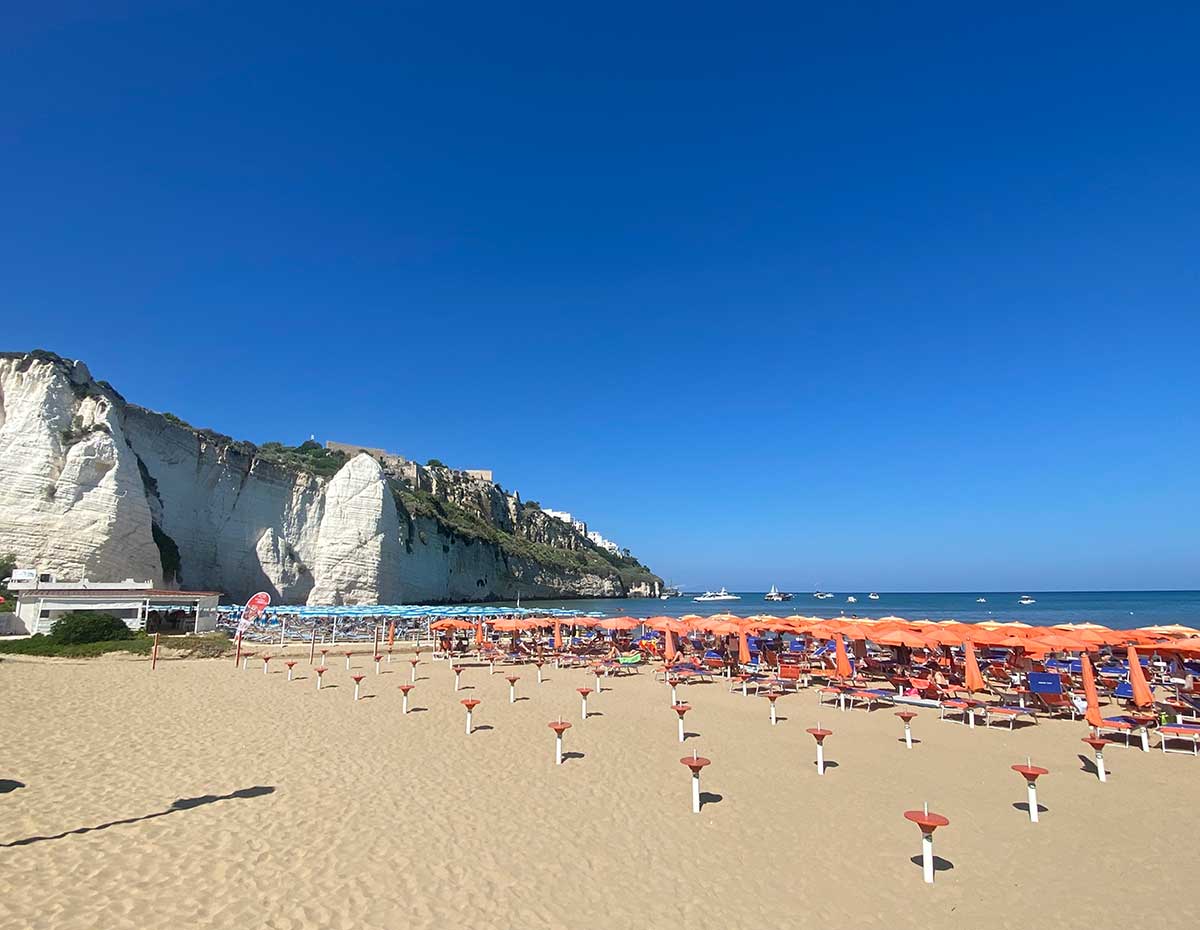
[309,628,317,665]
[234,631,242,666]
[151,632,160,670]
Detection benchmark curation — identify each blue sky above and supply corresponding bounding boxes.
[3,4,1197,590]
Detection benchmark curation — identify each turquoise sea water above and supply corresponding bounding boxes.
[511,591,1200,629]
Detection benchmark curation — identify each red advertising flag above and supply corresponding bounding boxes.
[237,591,272,635]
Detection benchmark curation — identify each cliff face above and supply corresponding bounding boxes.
[0,351,661,604]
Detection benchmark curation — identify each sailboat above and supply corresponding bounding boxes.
[765,585,793,602]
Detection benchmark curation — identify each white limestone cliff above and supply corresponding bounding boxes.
[0,356,162,583]
[307,454,403,605]
[0,352,661,604]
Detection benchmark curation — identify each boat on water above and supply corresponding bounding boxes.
[868,592,880,600]
[694,588,741,602]
[976,597,987,603]
[846,595,858,603]
[659,583,684,600]
[1018,595,1036,605]
[764,585,793,602]
[813,591,835,600]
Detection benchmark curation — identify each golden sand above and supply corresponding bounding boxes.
[1,649,1195,929]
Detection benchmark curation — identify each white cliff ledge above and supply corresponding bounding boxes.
[0,350,661,604]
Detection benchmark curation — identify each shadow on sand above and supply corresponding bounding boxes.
[910,854,954,872]
[1,786,276,848]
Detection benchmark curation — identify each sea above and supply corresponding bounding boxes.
[508,591,1200,630]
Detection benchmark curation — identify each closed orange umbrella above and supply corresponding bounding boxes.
[737,626,751,665]
[834,635,852,678]
[1126,644,1154,708]
[1080,653,1103,728]
[553,621,563,651]
[963,640,985,693]
[474,620,485,646]
[665,628,677,663]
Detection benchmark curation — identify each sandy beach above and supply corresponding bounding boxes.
[1,649,1196,930]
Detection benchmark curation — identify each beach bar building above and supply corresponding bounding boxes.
[4,572,221,636]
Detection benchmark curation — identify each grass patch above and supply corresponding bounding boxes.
[0,632,231,659]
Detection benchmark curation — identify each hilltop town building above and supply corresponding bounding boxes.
[325,441,492,483]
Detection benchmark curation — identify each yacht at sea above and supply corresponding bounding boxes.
[813,591,835,600]
[694,588,741,602]
[765,585,793,602]
[868,592,880,600]
[846,595,858,603]
[976,597,987,603]
[1018,595,1036,605]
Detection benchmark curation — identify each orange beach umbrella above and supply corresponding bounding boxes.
[963,640,985,693]
[737,626,751,665]
[1080,652,1104,728]
[834,635,852,679]
[430,618,473,631]
[1126,644,1154,708]
[553,621,563,651]
[598,616,641,631]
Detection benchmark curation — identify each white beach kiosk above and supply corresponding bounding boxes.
[4,570,221,636]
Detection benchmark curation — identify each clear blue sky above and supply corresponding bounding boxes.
[4,4,1197,591]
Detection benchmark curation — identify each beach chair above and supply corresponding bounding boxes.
[614,652,643,675]
[1159,723,1200,755]
[1027,672,1082,720]
[1096,716,1138,747]
[774,663,804,692]
[1163,691,1200,722]
[938,699,972,725]
[981,705,1038,730]
[845,689,894,711]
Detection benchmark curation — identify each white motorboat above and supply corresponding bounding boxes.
[813,591,835,600]
[846,595,858,603]
[694,588,741,602]
[976,597,987,603]
[1018,595,1036,605]
[765,585,793,602]
[868,592,880,600]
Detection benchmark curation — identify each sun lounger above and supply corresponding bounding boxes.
[1097,716,1138,747]
[817,685,843,708]
[1164,692,1200,722]
[939,699,971,725]
[982,705,1038,729]
[845,689,894,711]
[1160,723,1200,755]
[614,652,643,675]
[892,695,942,709]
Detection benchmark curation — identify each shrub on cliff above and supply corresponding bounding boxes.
[49,612,135,645]
[258,440,348,478]
[0,552,14,612]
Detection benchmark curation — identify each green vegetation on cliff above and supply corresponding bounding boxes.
[393,486,658,592]
[257,440,348,478]
[0,553,15,612]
